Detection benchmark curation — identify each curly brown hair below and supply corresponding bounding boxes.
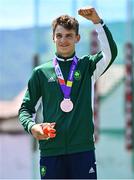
[52,15,79,35]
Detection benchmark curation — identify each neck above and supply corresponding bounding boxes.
[56,52,75,60]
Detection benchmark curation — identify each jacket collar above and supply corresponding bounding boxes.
[55,52,75,62]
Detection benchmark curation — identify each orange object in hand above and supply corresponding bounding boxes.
[43,125,56,138]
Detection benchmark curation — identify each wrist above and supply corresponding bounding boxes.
[28,122,36,134]
[93,18,104,25]
[92,17,101,24]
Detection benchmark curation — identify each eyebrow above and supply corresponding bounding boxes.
[56,32,74,36]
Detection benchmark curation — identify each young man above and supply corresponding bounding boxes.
[19,7,117,179]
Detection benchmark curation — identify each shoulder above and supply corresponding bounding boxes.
[35,60,53,70]
[78,52,103,63]
[34,60,53,72]
[79,55,91,61]
[78,55,95,64]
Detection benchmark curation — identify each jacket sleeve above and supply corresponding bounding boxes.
[18,68,41,133]
[92,23,118,82]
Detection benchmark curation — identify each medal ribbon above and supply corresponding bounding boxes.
[53,56,78,99]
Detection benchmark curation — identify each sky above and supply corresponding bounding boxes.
[0,0,133,29]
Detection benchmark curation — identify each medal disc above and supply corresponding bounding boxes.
[60,99,73,112]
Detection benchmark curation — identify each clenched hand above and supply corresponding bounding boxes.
[78,6,101,24]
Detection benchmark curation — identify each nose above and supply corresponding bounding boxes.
[60,36,67,43]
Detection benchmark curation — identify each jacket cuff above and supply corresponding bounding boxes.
[27,122,36,134]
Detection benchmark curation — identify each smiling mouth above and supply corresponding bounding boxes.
[60,44,69,47]
[61,46,70,49]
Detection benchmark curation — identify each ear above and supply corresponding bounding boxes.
[52,34,55,42]
[75,34,80,43]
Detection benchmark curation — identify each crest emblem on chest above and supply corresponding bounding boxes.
[74,70,81,81]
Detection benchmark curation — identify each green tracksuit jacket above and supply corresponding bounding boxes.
[19,23,117,156]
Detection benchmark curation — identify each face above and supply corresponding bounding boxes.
[53,25,80,58]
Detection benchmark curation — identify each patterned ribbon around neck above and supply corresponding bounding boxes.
[53,56,78,99]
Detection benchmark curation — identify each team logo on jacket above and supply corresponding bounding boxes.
[40,166,47,177]
[74,70,81,81]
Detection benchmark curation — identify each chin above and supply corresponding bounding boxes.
[59,51,73,57]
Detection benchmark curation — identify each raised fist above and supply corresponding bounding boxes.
[78,7,101,24]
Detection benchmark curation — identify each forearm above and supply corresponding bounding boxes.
[92,23,117,81]
[96,23,117,63]
[18,68,42,133]
[19,104,36,133]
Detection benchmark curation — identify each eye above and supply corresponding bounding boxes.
[56,34,62,39]
[66,34,73,38]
